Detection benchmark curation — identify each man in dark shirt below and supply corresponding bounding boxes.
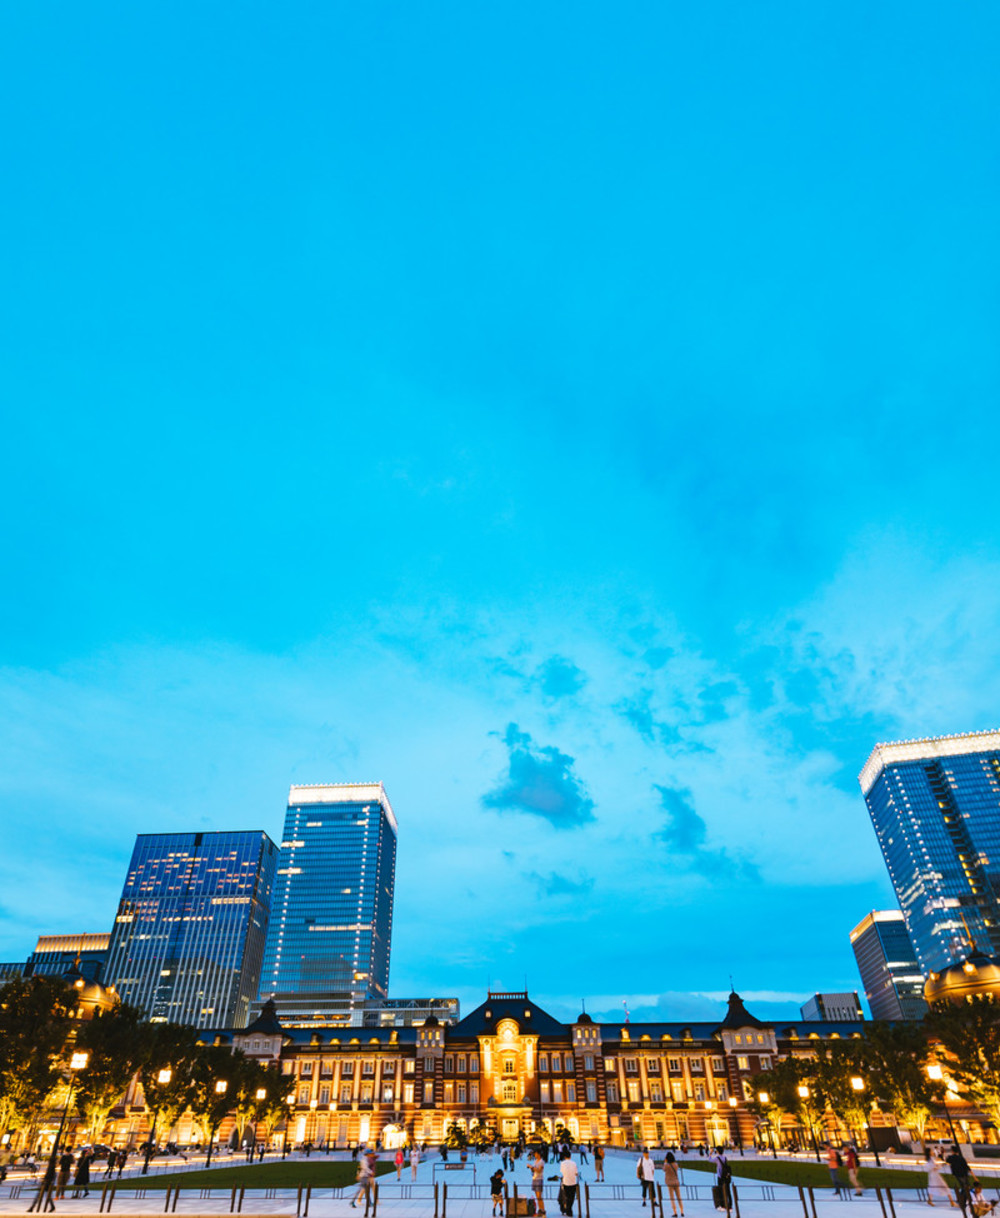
[946,1145,974,1215]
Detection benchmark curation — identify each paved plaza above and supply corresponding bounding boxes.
[0,1148,991,1218]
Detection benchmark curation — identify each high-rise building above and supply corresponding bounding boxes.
[26,933,110,982]
[104,831,277,1029]
[259,783,397,1026]
[860,730,1000,974]
[799,992,864,1022]
[850,910,928,1021]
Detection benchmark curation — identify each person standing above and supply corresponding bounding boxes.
[637,1148,656,1207]
[530,1149,547,1216]
[490,1167,505,1217]
[593,1144,605,1182]
[73,1149,93,1198]
[559,1150,579,1216]
[410,1145,420,1180]
[578,1143,589,1165]
[55,1149,74,1200]
[825,1144,844,1195]
[662,1152,684,1218]
[394,1148,404,1181]
[713,1148,732,1211]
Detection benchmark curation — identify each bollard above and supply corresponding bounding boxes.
[304,1185,312,1217]
[107,1184,117,1212]
[372,1181,379,1218]
[238,1187,246,1213]
[434,1181,439,1218]
[874,1187,888,1218]
[577,1178,583,1218]
[797,1186,809,1218]
[807,1186,818,1218]
[585,1182,591,1218]
[171,1187,180,1213]
[296,1184,303,1217]
[99,1182,109,1213]
[512,1182,518,1217]
[165,1186,174,1213]
[230,1185,238,1212]
[885,1187,897,1218]
[442,1181,448,1218]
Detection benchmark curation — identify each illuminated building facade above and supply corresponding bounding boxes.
[259,783,397,1026]
[850,910,928,1021]
[103,831,277,1029]
[860,730,1000,975]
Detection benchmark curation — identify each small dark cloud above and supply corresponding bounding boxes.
[615,690,679,747]
[653,784,760,882]
[525,870,595,898]
[697,680,740,723]
[535,655,587,699]
[482,724,596,829]
[643,647,674,670]
[501,850,516,862]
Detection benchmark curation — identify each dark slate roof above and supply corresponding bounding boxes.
[716,991,766,1031]
[454,994,567,1037]
[598,1022,722,1043]
[243,999,285,1037]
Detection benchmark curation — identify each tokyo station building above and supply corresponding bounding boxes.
[212,989,868,1150]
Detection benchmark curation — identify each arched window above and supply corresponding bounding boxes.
[502,1081,517,1102]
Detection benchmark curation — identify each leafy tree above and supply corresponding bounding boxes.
[229,1057,285,1148]
[136,1023,200,1153]
[468,1119,494,1150]
[861,1021,934,1141]
[188,1044,242,1167]
[73,1003,150,1142]
[812,1041,870,1143]
[927,995,1000,1127]
[444,1120,468,1149]
[0,977,75,1147]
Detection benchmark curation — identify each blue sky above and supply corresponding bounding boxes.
[2,0,999,1023]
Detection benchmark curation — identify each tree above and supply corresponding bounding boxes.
[0,977,75,1148]
[188,1045,241,1167]
[73,1003,150,1142]
[812,1041,869,1143]
[229,1058,285,1149]
[468,1119,494,1151]
[927,996,1000,1127]
[444,1120,468,1149]
[136,1023,200,1154]
[861,1021,934,1141]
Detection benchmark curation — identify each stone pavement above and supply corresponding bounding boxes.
[0,1148,990,1218]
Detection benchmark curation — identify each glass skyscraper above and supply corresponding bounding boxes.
[259,783,397,1026]
[860,730,1000,975]
[104,830,277,1029]
[850,910,928,1020]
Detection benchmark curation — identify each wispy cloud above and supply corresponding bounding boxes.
[482,724,596,829]
[534,656,587,700]
[524,870,595,898]
[653,784,760,881]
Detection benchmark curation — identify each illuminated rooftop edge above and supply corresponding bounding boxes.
[849,909,905,943]
[289,782,397,834]
[33,933,111,954]
[858,729,1000,796]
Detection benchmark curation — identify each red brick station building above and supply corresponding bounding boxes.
[182,989,870,1151]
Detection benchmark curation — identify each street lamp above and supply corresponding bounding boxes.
[250,1089,266,1161]
[850,1077,881,1167]
[282,1094,295,1159]
[29,1051,89,1213]
[728,1097,744,1156]
[797,1085,821,1162]
[142,1068,173,1175]
[758,1092,777,1159]
[927,1065,960,1143]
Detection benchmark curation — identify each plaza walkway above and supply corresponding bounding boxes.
[0,1146,995,1218]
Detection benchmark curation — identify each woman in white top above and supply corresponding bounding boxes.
[926,1150,950,1207]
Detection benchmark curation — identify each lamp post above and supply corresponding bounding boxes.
[927,1065,960,1143]
[204,1081,227,1169]
[850,1077,881,1167]
[142,1068,173,1176]
[727,1097,744,1156]
[757,1092,777,1159]
[797,1086,822,1162]
[29,1051,89,1213]
[282,1094,295,1159]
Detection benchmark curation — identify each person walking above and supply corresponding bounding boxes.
[351,1150,375,1210]
[844,1144,862,1196]
[530,1149,547,1216]
[926,1149,950,1207]
[578,1143,589,1165]
[490,1167,505,1217]
[662,1152,684,1218]
[559,1150,579,1216]
[946,1145,975,1216]
[394,1148,404,1181]
[410,1145,420,1180]
[593,1143,605,1182]
[713,1148,732,1211]
[637,1148,656,1207]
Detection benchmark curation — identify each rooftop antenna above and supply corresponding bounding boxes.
[581,997,586,1013]
[729,974,735,993]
